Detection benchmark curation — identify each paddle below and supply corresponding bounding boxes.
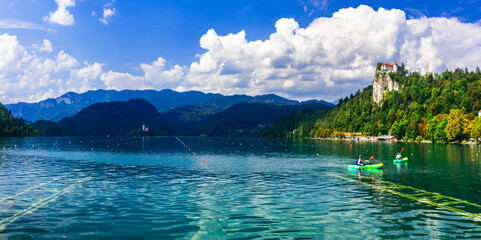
[367,156,374,164]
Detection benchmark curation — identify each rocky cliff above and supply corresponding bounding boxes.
[372,70,399,104]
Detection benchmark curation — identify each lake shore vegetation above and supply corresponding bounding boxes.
[0,103,38,137]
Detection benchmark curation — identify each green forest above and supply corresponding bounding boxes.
[263,66,481,142]
[0,103,38,137]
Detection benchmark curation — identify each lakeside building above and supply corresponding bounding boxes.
[377,135,397,142]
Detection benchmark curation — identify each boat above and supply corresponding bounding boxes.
[393,157,408,163]
[348,163,383,170]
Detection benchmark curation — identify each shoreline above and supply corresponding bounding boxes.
[308,137,480,145]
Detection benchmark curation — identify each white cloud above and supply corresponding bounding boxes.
[0,33,186,103]
[5,5,481,104]
[39,39,53,52]
[71,62,103,80]
[0,19,46,30]
[100,71,147,90]
[43,0,76,26]
[99,8,116,25]
[178,5,481,101]
[140,57,185,89]
[67,62,104,93]
[98,58,185,90]
[54,50,79,71]
[0,34,100,103]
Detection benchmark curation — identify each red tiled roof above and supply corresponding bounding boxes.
[382,63,393,67]
[393,61,397,65]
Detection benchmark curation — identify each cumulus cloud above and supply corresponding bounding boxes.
[0,34,100,103]
[0,33,185,103]
[99,8,116,25]
[141,57,185,89]
[71,62,103,80]
[98,58,184,90]
[179,5,481,101]
[5,5,481,104]
[38,39,53,52]
[100,71,147,90]
[43,0,76,26]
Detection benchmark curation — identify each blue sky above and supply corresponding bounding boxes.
[1,0,481,103]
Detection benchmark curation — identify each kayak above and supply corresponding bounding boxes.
[393,157,408,163]
[348,163,383,170]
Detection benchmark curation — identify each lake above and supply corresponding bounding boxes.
[1,136,481,239]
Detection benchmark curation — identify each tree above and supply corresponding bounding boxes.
[389,120,408,139]
[426,117,439,142]
[435,118,448,142]
[471,117,481,142]
[445,109,467,142]
[0,103,38,137]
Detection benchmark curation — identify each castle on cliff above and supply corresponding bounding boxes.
[380,61,402,75]
[373,61,403,103]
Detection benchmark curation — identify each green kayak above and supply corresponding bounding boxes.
[348,163,383,170]
[393,157,408,163]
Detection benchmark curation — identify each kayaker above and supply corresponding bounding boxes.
[356,155,368,166]
[395,152,402,159]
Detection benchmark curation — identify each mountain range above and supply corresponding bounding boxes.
[5,89,333,123]
[52,98,330,137]
[15,89,334,137]
[5,89,221,122]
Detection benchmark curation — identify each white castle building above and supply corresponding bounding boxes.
[380,61,402,75]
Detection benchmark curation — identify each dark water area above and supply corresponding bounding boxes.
[1,136,481,239]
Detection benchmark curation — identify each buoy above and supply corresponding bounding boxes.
[193,152,196,155]
[67,152,69,154]
[25,158,27,162]
[285,149,287,152]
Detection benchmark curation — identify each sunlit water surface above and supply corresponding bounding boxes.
[1,136,481,239]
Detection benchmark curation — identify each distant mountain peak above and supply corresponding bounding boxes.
[5,89,222,122]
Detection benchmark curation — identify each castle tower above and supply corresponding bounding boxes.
[393,61,398,73]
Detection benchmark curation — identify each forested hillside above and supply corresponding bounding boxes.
[58,99,171,136]
[200,102,329,137]
[264,68,481,142]
[0,103,38,137]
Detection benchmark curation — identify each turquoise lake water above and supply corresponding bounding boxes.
[1,136,481,239]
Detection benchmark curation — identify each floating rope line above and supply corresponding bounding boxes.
[330,173,481,221]
[0,176,92,232]
[0,175,66,204]
[175,136,186,146]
